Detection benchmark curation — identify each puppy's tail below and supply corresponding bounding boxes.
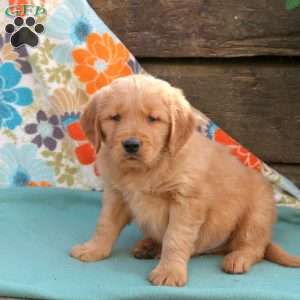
[264,243,300,267]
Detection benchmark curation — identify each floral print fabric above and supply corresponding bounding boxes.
[0,0,299,207]
[0,62,33,129]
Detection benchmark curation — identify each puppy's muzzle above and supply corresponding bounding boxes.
[122,138,141,154]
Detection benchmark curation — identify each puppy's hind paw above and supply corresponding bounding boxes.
[222,251,252,274]
[133,238,161,259]
[70,242,110,262]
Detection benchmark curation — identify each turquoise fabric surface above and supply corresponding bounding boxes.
[0,188,300,300]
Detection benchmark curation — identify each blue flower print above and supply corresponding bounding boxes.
[70,16,93,45]
[0,62,33,130]
[61,112,80,128]
[45,0,107,64]
[0,144,54,187]
[205,121,219,140]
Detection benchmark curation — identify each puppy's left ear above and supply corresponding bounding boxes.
[168,88,197,155]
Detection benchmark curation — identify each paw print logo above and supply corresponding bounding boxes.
[5,17,44,48]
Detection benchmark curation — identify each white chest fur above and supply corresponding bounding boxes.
[123,191,170,242]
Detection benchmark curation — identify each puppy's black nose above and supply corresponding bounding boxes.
[122,138,140,154]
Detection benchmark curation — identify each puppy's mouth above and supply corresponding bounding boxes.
[124,154,141,161]
[121,153,147,167]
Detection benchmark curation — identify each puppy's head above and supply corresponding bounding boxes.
[80,75,196,169]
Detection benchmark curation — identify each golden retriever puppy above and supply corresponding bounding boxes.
[70,74,300,287]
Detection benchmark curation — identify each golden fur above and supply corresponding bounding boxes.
[71,74,300,287]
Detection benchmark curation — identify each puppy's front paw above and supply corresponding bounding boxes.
[70,242,110,262]
[149,264,187,287]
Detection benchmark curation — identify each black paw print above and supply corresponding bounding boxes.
[5,17,44,48]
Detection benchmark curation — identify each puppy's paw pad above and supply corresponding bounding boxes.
[149,266,187,287]
[133,238,161,259]
[222,253,251,274]
[70,243,109,262]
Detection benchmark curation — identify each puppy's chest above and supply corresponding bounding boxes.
[124,191,170,242]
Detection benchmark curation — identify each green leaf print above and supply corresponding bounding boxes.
[45,65,72,84]
[58,175,67,184]
[2,129,17,142]
[41,150,54,157]
[66,175,74,186]
[43,151,79,187]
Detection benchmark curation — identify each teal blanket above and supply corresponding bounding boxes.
[0,188,299,300]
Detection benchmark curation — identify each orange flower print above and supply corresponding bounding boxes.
[67,122,96,165]
[68,125,97,166]
[67,122,87,141]
[75,143,96,165]
[72,33,133,94]
[214,128,262,170]
[28,181,51,187]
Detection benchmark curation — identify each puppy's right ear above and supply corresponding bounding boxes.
[80,95,102,153]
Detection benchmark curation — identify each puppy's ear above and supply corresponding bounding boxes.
[80,94,102,153]
[168,88,196,155]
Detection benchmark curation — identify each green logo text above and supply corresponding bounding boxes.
[5,5,47,17]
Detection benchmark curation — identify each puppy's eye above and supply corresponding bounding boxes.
[148,115,159,123]
[110,114,121,122]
